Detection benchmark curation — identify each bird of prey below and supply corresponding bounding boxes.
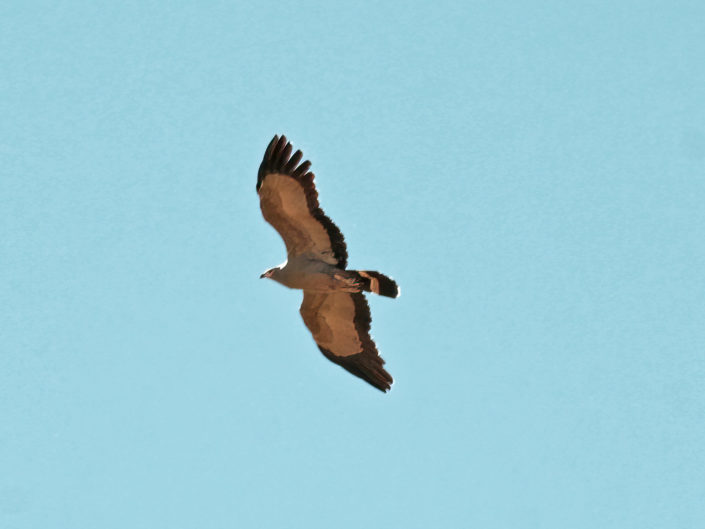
[257,135,399,392]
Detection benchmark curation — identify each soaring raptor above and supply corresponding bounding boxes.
[257,135,399,392]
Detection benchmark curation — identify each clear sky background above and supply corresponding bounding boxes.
[1,1,704,527]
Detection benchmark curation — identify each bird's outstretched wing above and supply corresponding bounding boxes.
[299,291,393,392]
[257,135,348,268]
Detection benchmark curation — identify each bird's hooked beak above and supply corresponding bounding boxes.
[259,272,266,279]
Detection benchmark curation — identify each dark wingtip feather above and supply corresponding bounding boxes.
[318,346,393,392]
[283,150,303,173]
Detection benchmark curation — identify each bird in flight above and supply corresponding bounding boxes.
[257,135,399,392]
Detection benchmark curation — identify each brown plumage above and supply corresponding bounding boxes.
[257,135,399,392]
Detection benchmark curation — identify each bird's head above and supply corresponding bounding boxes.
[260,268,277,280]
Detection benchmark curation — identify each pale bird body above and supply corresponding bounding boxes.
[257,135,399,392]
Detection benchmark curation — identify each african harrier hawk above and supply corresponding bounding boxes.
[257,135,399,392]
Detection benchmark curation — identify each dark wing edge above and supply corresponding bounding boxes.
[257,134,348,269]
[318,293,393,392]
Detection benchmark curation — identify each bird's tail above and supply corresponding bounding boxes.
[352,271,400,298]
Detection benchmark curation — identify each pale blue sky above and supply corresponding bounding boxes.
[2,1,704,527]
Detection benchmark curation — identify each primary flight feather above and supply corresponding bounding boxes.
[257,135,399,392]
